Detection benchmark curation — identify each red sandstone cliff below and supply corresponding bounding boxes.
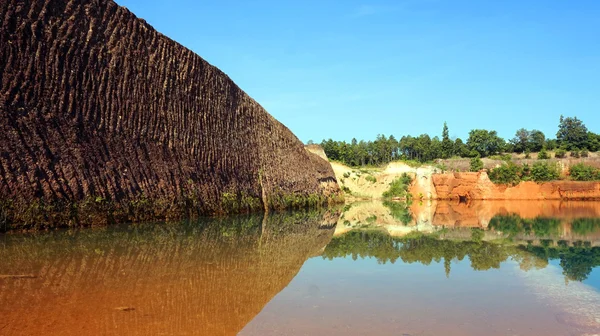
[412,172,600,201]
[0,0,341,229]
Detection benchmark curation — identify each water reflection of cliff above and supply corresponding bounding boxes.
[333,201,600,282]
[0,209,339,336]
[336,200,600,245]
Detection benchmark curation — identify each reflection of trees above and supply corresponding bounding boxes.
[488,215,561,238]
[323,231,511,273]
[572,218,600,236]
[323,230,600,282]
[524,245,600,281]
[383,200,413,224]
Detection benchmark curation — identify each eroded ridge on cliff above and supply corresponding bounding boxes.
[0,0,341,229]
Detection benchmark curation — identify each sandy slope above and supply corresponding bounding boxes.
[331,161,440,200]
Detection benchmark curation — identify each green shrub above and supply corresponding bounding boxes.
[434,163,448,172]
[530,162,560,182]
[570,149,580,158]
[365,175,377,183]
[488,162,522,185]
[470,156,484,172]
[581,149,589,158]
[383,173,413,199]
[471,228,485,242]
[538,148,550,160]
[524,150,531,159]
[343,172,351,178]
[555,148,567,158]
[570,163,600,181]
[521,163,531,181]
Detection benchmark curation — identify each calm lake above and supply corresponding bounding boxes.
[1,201,599,336]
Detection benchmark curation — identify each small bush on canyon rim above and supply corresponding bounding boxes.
[530,162,560,182]
[365,175,377,183]
[570,163,600,181]
[470,156,484,172]
[488,162,522,185]
[382,173,413,199]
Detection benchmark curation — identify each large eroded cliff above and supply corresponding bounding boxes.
[0,0,341,230]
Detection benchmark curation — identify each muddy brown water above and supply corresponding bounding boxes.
[1,204,599,336]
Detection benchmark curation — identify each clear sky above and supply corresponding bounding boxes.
[115,0,600,143]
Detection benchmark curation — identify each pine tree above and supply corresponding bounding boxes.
[441,122,453,159]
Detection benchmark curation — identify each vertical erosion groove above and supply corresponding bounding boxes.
[0,0,341,229]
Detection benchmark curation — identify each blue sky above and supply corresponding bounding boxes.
[115,0,600,143]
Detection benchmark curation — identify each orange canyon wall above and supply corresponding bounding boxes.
[412,172,600,201]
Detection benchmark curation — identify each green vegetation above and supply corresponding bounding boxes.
[538,148,550,160]
[319,116,598,166]
[489,214,561,238]
[365,175,377,183]
[467,129,505,157]
[382,173,413,199]
[581,149,589,158]
[471,228,485,242]
[555,148,567,158]
[487,161,560,185]
[572,218,600,236]
[1,187,342,232]
[323,227,600,281]
[569,163,600,181]
[488,162,522,185]
[510,128,546,153]
[557,115,589,150]
[524,244,600,282]
[469,156,484,172]
[530,161,560,181]
[383,200,413,225]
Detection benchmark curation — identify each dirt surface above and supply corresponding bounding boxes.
[0,0,340,229]
[331,161,439,200]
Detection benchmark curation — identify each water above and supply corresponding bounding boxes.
[0,202,599,336]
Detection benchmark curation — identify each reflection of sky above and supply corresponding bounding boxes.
[241,255,583,336]
[585,268,600,291]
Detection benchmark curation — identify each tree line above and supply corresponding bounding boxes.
[316,116,600,166]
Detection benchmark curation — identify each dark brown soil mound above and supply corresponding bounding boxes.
[0,0,341,230]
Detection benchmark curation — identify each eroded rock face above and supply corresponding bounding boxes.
[0,0,341,229]
[429,172,600,201]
